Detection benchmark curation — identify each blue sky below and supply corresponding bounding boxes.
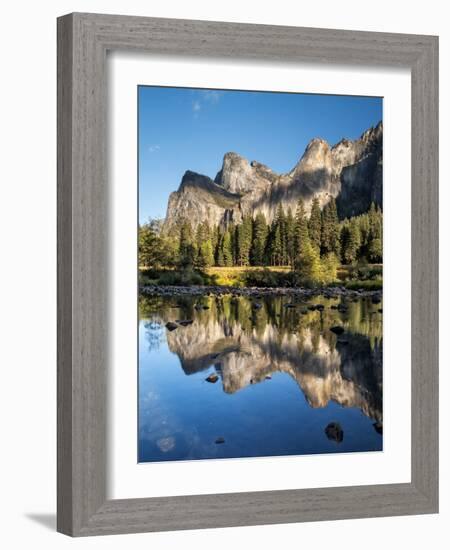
[138,86,382,223]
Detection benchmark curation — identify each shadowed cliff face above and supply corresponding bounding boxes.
[141,294,383,425]
[163,122,382,230]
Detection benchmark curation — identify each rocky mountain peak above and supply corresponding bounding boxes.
[361,120,382,143]
[291,138,331,172]
[306,137,330,151]
[163,121,383,231]
[180,169,205,187]
[214,152,256,194]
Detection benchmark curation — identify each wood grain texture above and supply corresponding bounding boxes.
[57,12,439,537]
[57,13,74,535]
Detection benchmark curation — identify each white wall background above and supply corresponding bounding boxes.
[0,1,447,548]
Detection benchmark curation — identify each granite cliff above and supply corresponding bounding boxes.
[164,121,382,230]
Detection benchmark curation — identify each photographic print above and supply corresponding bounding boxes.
[138,87,383,463]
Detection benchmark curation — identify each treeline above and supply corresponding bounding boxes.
[139,198,382,273]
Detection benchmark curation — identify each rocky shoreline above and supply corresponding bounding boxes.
[140,284,382,301]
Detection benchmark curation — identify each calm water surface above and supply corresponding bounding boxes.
[139,293,382,462]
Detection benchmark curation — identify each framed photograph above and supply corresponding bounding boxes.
[57,13,438,536]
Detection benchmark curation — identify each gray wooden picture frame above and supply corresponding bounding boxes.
[57,12,439,537]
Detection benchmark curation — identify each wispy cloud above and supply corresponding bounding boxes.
[148,144,160,153]
[200,90,223,104]
[191,90,223,117]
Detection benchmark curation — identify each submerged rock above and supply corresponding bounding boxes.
[325,422,344,443]
[215,437,225,444]
[337,338,349,345]
[176,319,194,326]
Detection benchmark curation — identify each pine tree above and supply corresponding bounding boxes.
[294,199,309,266]
[178,220,196,268]
[211,224,220,262]
[321,197,340,257]
[320,202,331,253]
[251,212,269,265]
[368,202,379,236]
[268,205,287,266]
[231,224,238,265]
[368,237,382,263]
[358,213,371,253]
[285,208,296,266]
[308,197,322,251]
[341,218,361,264]
[237,215,253,266]
[216,246,224,267]
[222,229,233,266]
[270,224,283,266]
[194,221,210,268]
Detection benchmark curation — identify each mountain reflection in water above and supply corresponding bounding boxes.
[139,293,382,462]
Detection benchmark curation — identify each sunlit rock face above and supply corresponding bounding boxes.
[163,312,382,424]
[165,170,241,231]
[163,122,382,231]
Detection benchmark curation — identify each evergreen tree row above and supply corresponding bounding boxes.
[139,198,382,270]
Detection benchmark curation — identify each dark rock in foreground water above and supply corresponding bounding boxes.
[215,437,225,444]
[325,422,344,443]
[373,422,383,435]
[330,326,345,335]
[206,374,219,383]
[165,321,179,331]
[140,284,382,302]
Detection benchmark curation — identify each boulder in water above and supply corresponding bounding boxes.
[325,422,344,443]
